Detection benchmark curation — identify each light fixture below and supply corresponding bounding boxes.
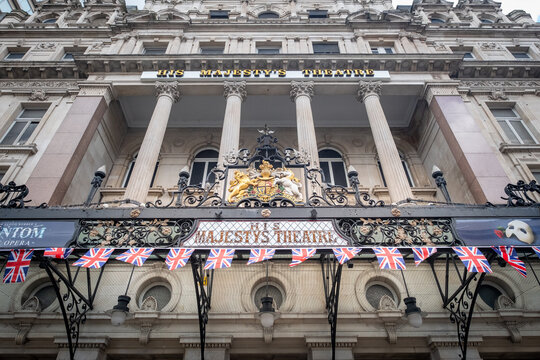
[84,165,107,206]
[431,165,451,202]
[404,296,423,328]
[110,295,131,326]
[259,296,275,328]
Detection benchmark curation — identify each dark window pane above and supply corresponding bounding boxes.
[20,109,47,118]
[331,161,347,186]
[62,53,74,60]
[371,48,379,54]
[258,12,279,19]
[318,149,342,158]
[430,18,445,23]
[200,47,224,54]
[209,10,229,19]
[144,47,167,55]
[313,43,339,54]
[123,161,135,187]
[479,285,502,310]
[34,285,56,309]
[150,161,159,187]
[207,161,217,184]
[5,52,26,60]
[195,149,219,159]
[258,48,280,54]
[402,161,414,187]
[0,122,26,145]
[378,161,387,187]
[17,122,38,144]
[42,18,56,23]
[509,120,536,144]
[384,47,394,54]
[512,52,530,59]
[320,161,331,183]
[491,108,516,118]
[497,120,519,144]
[308,10,328,19]
[463,52,474,59]
[190,162,205,185]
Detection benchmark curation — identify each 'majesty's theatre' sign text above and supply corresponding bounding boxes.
[141,69,391,81]
[182,220,348,248]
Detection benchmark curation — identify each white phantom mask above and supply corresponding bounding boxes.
[505,220,535,245]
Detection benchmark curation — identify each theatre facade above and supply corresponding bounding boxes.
[0,0,540,359]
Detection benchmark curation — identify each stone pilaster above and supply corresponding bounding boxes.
[290,81,319,168]
[55,336,109,360]
[357,81,413,202]
[428,336,483,360]
[305,337,356,360]
[181,336,232,360]
[218,81,247,165]
[123,81,181,203]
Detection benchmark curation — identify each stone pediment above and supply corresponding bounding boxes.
[346,9,411,23]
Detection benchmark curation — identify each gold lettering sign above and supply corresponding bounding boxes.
[156,68,376,78]
[182,220,349,248]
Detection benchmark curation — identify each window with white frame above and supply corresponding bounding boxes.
[318,149,348,187]
[189,149,218,186]
[122,153,159,188]
[377,154,415,188]
[371,46,395,54]
[0,108,47,145]
[0,167,7,183]
[490,107,538,145]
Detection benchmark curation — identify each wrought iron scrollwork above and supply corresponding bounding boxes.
[39,257,105,360]
[335,218,456,246]
[0,181,30,208]
[75,218,196,248]
[502,180,540,206]
[321,254,343,360]
[191,254,214,360]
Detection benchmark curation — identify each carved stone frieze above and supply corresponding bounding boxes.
[155,81,182,102]
[15,322,32,345]
[29,89,48,101]
[357,81,382,102]
[488,89,508,100]
[290,81,314,101]
[35,42,56,51]
[480,42,502,50]
[139,322,153,345]
[460,80,540,88]
[223,81,247,101]
[0,81,78,90]
[78,84,114,104]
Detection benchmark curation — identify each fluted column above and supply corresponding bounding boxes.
[290,81,319,168]
[218,81,247,165]
[124,82,181,203]
[357,81,413,202]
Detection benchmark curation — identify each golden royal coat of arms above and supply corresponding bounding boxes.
[227,160,303,204]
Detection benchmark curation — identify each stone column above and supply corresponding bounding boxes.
[357,81,413,202]
[218,81,246,165]
[123,82,181,203]
[25,84,113,205]
[290,81,319,168]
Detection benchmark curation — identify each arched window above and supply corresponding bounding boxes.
[42,18,57,24]
[430,18,445,24]
[122,153,159,188]
[258,11,279,19]
[480,18,494,24]
[377,153,415,187]
[318,149,347,187]
[190,149,218,186]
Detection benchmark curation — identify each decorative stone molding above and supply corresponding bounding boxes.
[428,335,483,349]
[424,84,460,104]
[0,80,78,91]
[78,84,114,105]
[180,336,232,349]
[488,88,508,100]
[15,322,33,345]
[155,81,181,103]
[29,89,48,101]
[480,42,502,50]
[504,321,523,343]
[357,81,382,102]
[378,294,397,310]
[290,81,314,101]
[35,42,56,51]
[223,80,247,101]
[460,80,540,89]
[55,336,110,350]
[383,322,398,344]
[496,294,516,309]
[21,296,41,312]
[140,296,158,311]
[305,336,357,348]
[139,322,153,345]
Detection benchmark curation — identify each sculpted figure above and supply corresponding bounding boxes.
[274,168,303,201]
[228,170,256,202]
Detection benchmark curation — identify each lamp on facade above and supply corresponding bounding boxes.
[109,265,135,326]
[400,270,423,328]
[258,261,277,333]
[84,165,106,206]
[431,165,452,202]
[176,166,190,206]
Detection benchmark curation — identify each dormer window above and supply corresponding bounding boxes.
[42,18,57,24]
[209,10,229,19]
[430,18,445,24]
[308,10,328,19]
[258,12,279,19]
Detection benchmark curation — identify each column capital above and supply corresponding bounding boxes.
[290,80,314,101]
[155,81,181,103]
[357,81,382,102]
[223,80,247,101]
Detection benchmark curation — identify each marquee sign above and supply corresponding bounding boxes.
[0,220,76,249]
[182,220,349,248]
[141,68,391,81]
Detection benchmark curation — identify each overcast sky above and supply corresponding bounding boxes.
[126,0,540,21]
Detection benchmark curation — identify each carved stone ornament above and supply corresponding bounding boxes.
[35,42,56,50]
[223,81,247,101]
[15,322,32,345]
[155,81,182,103]
[378,294,397,310]
[357,81,382,102]
[290,81,314,101]
[29,89,48,101]
[496,294,515,309]
[21,296,41,312]
[139,322,153,345]
[489,88,508,100]
[140,296,158,311]
[480,42,502,51]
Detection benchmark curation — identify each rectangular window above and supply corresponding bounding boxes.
[62,53,74,60]
[308,10,328,19]
[313,42,340,54]
[257,47,281,55]
[0,108,47,145]
[143,47,167,55]
[371,47,394,54]
[491,108,538,145]
[4,52,26,60]
[209,10,229,19]
[512,51,531,59]
[200,45,224,54]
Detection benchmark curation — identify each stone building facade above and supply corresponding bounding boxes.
[0,0,539,359]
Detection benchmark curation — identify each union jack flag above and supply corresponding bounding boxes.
[373,247,406,270]
[73,248,114,269]
[533,246,540,259]
[290,248,316,267]
[453,247,492,273]
[116,248,154,266]
[247,248,275,265]
[3,249,34,283]
[491,246,526,278]
[204,248,235,270]
[412,247,438,266]
[43,248,73,259]
[332,248,361,265]
[165,248,194,270]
